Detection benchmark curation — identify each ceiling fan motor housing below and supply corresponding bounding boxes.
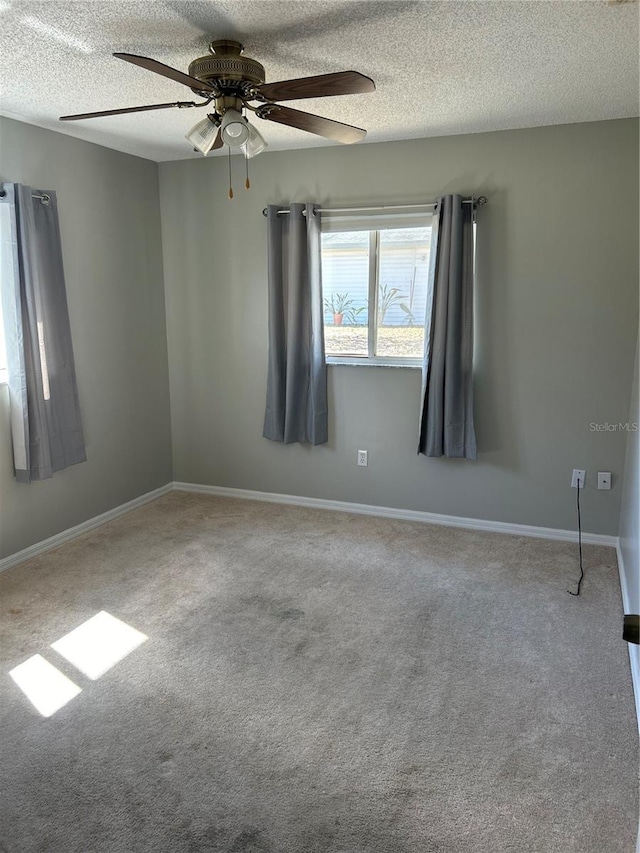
[189,40,265,94]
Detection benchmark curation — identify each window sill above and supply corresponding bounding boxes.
[326,357,421,369]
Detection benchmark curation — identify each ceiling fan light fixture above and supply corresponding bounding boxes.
[185,116,219,156]
[221,109,250,147]
[243,122,268,159]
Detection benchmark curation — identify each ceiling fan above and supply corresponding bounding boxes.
[59,39,376,159]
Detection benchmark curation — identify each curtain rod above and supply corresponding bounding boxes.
[0,188,51,205]
[261,196,487,217]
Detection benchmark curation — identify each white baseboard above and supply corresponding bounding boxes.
[0,483,173,573]
[173,481,618,547]
[616,543,640,739]
[0,479,618,574]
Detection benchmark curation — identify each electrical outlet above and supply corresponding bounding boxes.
[597,471,612,490]
[571,469,586,488]
[357,449,368,467]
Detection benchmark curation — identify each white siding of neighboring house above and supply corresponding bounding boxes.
[321,228,431,327]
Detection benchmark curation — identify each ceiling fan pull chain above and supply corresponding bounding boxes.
[228,147,234,200]
[245,153,251,190]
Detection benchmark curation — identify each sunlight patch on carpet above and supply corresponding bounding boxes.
[9,654,81,717]
[51,611,148,680]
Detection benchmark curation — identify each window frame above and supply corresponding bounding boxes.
[321,222,431,369]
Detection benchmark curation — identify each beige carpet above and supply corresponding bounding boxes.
[0,492,637,852]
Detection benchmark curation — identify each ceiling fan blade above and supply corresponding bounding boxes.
[113,52,215,93]
[59,102,195,121]
[258,70,375,102]
[259,105,366,144]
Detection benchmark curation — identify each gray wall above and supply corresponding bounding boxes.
[0,117,172,558]
[159,119,638,536]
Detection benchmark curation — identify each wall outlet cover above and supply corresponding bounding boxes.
[571,469,586,488]
[597,471,612,490]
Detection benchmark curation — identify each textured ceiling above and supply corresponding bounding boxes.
[0,0,638,162]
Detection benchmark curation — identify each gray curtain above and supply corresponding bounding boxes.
[0,183,86,482]
[418,194,477,459]
[263,202,328,445]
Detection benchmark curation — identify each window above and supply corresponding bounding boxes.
[0,201,49,393]
[0,294,7,384]
[0,183,86,482]
[0,202,9,384]
[321,212,433,366]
